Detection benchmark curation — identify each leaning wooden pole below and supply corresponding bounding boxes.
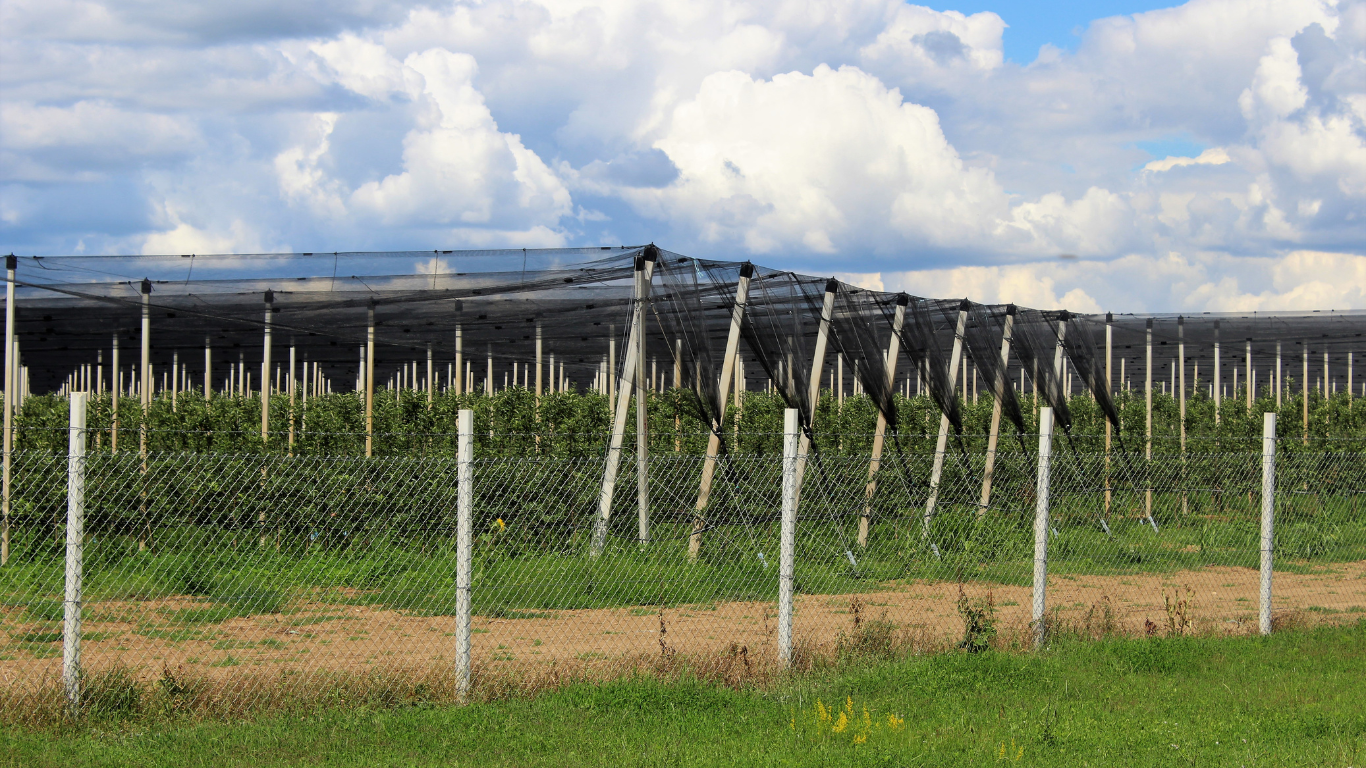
[1144,318,1157,531]
[365,302,376,458]
[1178,316,1188,518]
[261,290,273,444]
[287,341,296,453]
[858,294,907,546]
[922,299,970,536]
[977,304,1017,517]
[635,269,649,545]
[2,255,14,566]
[689,263,754,560]
[591,247,657,557]
[138,278,151,552]
[1103,312,1113,519]
[791,279,839,504]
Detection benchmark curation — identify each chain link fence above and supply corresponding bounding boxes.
[2,408,1363,710]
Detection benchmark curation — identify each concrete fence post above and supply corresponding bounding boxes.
[456,409,473,700]
[1032,406,1054,649]
[64,392,88,714]
[1260,412,1276,636]
[778,408,798,666]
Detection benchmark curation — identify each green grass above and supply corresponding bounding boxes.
[6,621,1365,766]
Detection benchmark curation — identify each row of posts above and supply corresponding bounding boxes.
[57,403,1282,714]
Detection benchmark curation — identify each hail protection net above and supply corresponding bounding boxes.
[738,268,826,433]
[1010,308,1072,431]
[963,303,1028,440]
[888,297,965,434]
[823,284,899,428]
[1063,313,1122,430]
[648,252,737,432]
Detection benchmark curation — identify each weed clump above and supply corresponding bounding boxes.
[955,584,997,653]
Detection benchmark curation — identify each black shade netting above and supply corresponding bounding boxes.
[1010,309,1072,432]
[885,297,964,434]
[963,303,1028,437]
[649,252,748,434]
[739,269,828,432]
[1062,314,1122,430]
[807,283,900,430]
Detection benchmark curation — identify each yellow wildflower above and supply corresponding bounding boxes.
[832,711,848,733]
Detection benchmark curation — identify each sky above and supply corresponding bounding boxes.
[1,0,1363,313]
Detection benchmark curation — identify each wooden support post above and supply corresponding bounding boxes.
[591,248,657,557]
[1104,312,1113,519]
[977,304,1017,517]
[922,300,970,535]
[138,279,151,552]
[1302,342,1308,445]
[792,280,839,503]
[1247,339,1253,410]
[1179,317,1188,518]
[1145,318,1157,531]
[365,302,375,458]
[535,322,543,400]
[689,263,754,560]
[288,341,295,453]
[1276,341,1283,407]
[859,294,908,545]
[1213,320,1221,423]
[427,343,434,408]
[635,267,649,545]
[2,255,13,566]
[261,291,273,443]
[455,325,463,396]
[112,336,120,453]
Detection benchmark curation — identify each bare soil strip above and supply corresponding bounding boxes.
[4,562,1363,686]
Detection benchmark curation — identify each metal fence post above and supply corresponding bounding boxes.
[778,408,797,667]
[1032,406,1054,649]
[64,392,87,715]
[456,409,473,700]
[1260,412,1276,636]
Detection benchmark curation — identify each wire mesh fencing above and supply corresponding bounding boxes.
[2,411,1364,709]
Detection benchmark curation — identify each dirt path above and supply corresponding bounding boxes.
[4,562,1364,686]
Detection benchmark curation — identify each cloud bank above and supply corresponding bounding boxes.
[1,0,1363,311]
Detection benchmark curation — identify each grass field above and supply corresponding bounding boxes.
[6,620,1364,767]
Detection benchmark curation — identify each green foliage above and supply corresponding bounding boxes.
[13,386,1365,458]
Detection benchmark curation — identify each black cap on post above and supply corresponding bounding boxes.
[1146,318,1153,330]
[825,278,840,294]
[1006,304,1017,316]
[739,262,755,279]
[642,244,659,263]
[896,293,909,307]
[5,255,15,271]
[1105,311,1113,323]
[264,289,274,305]
[959,298,972,312]
[141,278,152,295]
[1059,309,1070,322]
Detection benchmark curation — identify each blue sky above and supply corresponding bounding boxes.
[1,0,1363,312]
[972,1,1179,62]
